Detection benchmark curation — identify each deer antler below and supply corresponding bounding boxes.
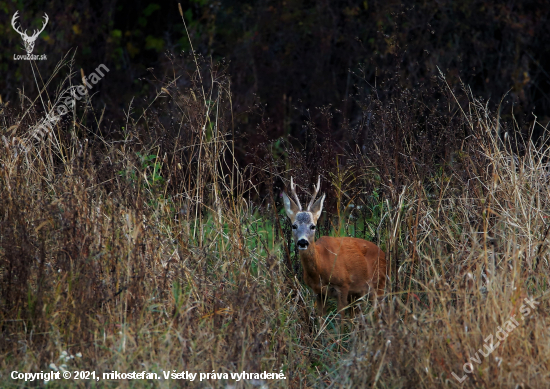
[290,177,302,211]
[30,13,48,39]
[11,11,26,36]
[307,175,321,211]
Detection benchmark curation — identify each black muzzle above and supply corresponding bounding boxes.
[297,239,309,249]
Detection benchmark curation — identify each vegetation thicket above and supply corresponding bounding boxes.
[1,1,550,387]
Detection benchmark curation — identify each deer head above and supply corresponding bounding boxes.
[282,176,325,250]
[12,11,49,55]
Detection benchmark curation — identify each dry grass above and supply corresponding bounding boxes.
[1,53,549,388]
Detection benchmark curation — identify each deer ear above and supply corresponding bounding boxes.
[282,191,299,223]
[310,193,325,223]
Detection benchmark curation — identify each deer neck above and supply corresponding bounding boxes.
[298,242,321,275]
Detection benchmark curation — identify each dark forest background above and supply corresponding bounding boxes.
[2,0,549,165]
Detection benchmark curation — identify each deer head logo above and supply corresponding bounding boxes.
[11,11,49,55]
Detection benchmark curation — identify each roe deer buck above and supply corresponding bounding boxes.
[282,176,386,318]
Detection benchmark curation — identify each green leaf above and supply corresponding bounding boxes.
[184,8,193,23]
[143,3,161,16]
[145,35,165,52]
[111,29,122,39]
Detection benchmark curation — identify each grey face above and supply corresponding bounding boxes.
[282,183,325,249]
[292,212,316,250]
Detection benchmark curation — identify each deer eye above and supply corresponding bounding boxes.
[310,225,316,230]
[292,224,297,230]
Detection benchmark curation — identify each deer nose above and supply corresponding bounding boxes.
[297,239,309,249]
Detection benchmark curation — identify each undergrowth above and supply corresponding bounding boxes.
[1,38,550,389]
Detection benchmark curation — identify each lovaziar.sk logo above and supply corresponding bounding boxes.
[12,11,48,60]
